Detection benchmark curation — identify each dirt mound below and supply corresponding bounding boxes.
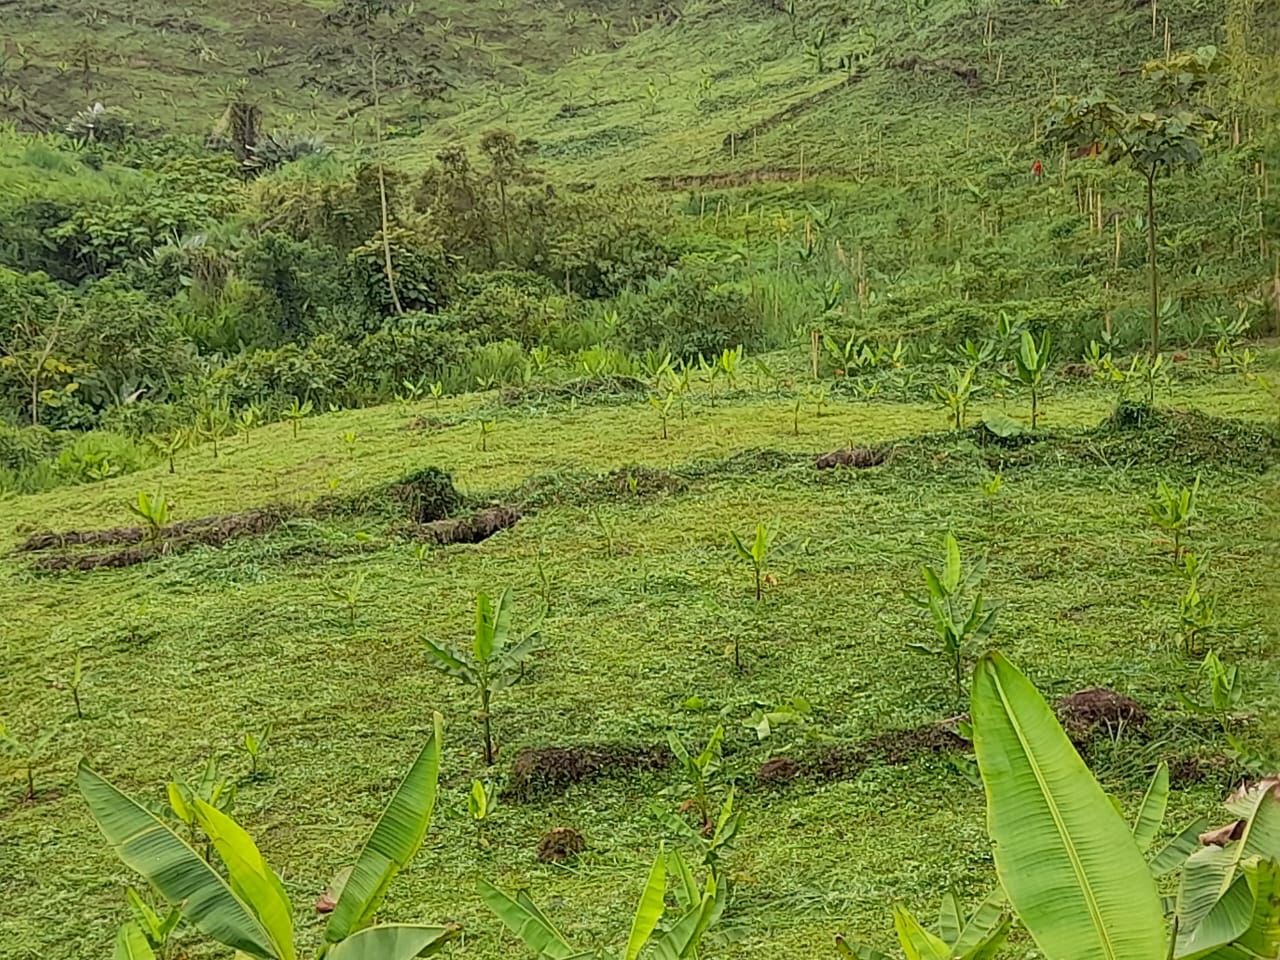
[389,467,463,523]
[758,721,967,786]
[1055,687,1146,739]
[892,55,982,88]
[408,506,520,546]
[815,446,888,469]
[27,507,292,572]
[536,827,586,864]
[507,744,669,801]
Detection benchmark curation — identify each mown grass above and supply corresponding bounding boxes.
[1,348,1276,958]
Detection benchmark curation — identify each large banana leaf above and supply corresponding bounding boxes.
[1151,818,1211,877]
[194,799,295,960]
[951,888,1009,956]
[77,762,278,959]
[1176,783,1280,957]
[477,880,583,959]
[113,923,157,960]
[624,850,668,960]
[326,715,444,943]
[1132,762,1170,851]
[325,923,458,960]
[970,653,1166,960]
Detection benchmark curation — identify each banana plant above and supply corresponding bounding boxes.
[1010,329,1052,428]
[730,520,775,605]
[666,726,725,833]
[970,651,1280,960]
[907,533,999,703]
[836,888,1010,960]
[127,490,171,544]
[1179,652,1243,729]
[282,397,313,439]
[422,589,540,764]
[934,364,980,430]
[1150,475,1201,562]
[123,887,180,959]
[480,845,726,960]
[0,718,56,801]
[649,391,676,440]
[79,714,455,960]
[651,786,743,872]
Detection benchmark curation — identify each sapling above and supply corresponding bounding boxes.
[717,345,742,391]
[167,759,236,855]
[729,520,775,670]
[1149,474,1200,561]
[935,364,980,429]
[242,723,272,779]
[282,396,313,439]
[422,589,541,764]
[652,786,743,871]
[979,470,1003,500]
[467,778,499,842]
[649,391,676,440]
[0,719,55,801]
[478,419,495,451]
[667,725,725,832]
[1011,329,1052,428]
[1177,551,1217,656]
[326,573,366,627]
[907,533,999,702]
[147,429,188,474]
[429,380,444,408]
[127,490,171,544]
[1179,651,1242,729]
[413,542,428,570]
[837,887,1010,960]
[57,652,85,719]
[235,404,259,444]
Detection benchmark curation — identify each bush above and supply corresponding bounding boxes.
[449,271,580,345]
[614,270,765,359]
[351,317,474,397]
[54,431,147,483]
[239,231,348,340]
[348,227,454,318]
[467,339,528,389]
[210,335,357,411]
[0,423,63,472]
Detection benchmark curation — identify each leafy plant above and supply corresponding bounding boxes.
[1010,329,1052,428]
[652,787,744,872]
[327,573,366,628]
[422,589,540,764]
[1177,552,1218,657]
[429,380,444,409]
[242,723,273,779]
[123,887,181,959]
[0,719,56,801]
[236,405,260,445]
[667,725,725,833]
[836,888,1010,960]
[166,759,236,856]
[478,419,495,451]
[80,716,455,960]
[730,520,775,604]
[147,430,188,474]
[1179,651,1242,728]
[934,364,980,430]
[58,651,86,720]
[127,490,171,544]
[649,391,676,440]
[467,779,499,842]
[907,533,999,702]
[1150,475,1200,561]
[481,845,726,960]
[969,651,1280,960]
[978,470,1003,500]
[742,696,812,741]
[282,396,313,439]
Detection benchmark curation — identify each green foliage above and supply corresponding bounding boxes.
[1179,651,1243,727]
[126,490,171,543]
[908,533,999,702]
[934,365,979,430]
[79,718,453,960]
[0,718,56,801]
[481,845,726,960]
[615,271,765,360]
[836,889,1010,960]
[1010,330,1052,429]
[422,589,541,764]
[348,227,452,319]
[1176,551,1218,657]
[1149,475,1200,562]
[666,725,725,833]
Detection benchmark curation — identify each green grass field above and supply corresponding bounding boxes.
[2,347,1277,959]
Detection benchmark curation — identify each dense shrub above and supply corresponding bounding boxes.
[239,232,348,339]
[351,317,474,396]
[0,423,63,472]
[210,335,357,410]
[449,271,580,345]
[348,227,454,318]
[54,431,147,482]
[614,270,764,359]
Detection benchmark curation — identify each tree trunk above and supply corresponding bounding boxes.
[1146,168,1160,360]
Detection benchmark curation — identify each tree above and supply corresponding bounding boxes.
[1046,47,1224,359]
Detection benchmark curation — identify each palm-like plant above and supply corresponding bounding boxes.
[422,589,540,764]
[1011,330,1052,428]
[79,715,455,960]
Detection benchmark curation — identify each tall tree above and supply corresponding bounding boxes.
[1046,47,1223,359]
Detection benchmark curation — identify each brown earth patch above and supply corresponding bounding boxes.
[815,446,888,469]
[407,506,521,546]
[758,721,967,786]
[1055,687,1146,740]
[536,826,586,864]
[507,744,669,801]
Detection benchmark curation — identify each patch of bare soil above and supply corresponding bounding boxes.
[1055,687,1146,740]
[536,826,586,863]
[407,506,521,546]
[757,721,967,785]
[815,446,888,469]
[507,744,669,801]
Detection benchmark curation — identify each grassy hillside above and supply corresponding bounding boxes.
[1,348,1278,958]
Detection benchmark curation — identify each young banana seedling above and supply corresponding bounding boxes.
[1150,475,1200,562]
[836,888,1011,960]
